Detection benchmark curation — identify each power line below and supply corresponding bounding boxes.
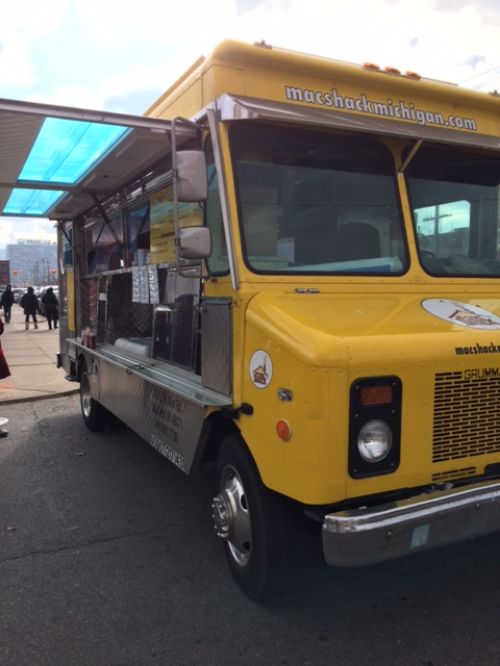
[460,64,500,84]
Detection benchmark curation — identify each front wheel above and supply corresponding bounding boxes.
[212,434,293,600]
[80,368,109,432]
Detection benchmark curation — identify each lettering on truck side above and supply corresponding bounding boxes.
[463,368,500,380]
[456,343,500,355]
[151,434,185,471]
[284,85,478,131]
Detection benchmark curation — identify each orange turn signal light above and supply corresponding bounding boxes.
[359,385,393,406]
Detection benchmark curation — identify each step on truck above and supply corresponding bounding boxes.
[1,40,500,599]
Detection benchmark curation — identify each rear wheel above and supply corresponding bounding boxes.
[80,367,109,432]
[212,433,293,600]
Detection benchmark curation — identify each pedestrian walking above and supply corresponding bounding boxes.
[41,287,59,330]
[20,287,40,330]
[0,284,14,323]
[0,315,11,437]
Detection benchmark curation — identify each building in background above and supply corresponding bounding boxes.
[6,240,57,286]
[0,260,10,288]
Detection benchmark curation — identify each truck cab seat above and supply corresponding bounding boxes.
[333,223,380,261]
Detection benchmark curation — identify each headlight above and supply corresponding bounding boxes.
[357,420,392,462]
[349,377,401,478]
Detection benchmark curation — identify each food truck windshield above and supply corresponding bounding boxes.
[230,123,407,276]
[230,122,500,278]
[406,143,500,277]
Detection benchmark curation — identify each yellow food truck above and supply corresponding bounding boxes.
[1,40,500,599]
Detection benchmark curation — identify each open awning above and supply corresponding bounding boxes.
[0,98,192,221]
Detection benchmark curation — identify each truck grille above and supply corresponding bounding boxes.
[433,371,500,462]
[432,466,476,482]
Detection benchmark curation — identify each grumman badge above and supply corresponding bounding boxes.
[422,299,500,330]
[249,350,273,389]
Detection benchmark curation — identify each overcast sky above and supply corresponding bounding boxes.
[1,0,499,251]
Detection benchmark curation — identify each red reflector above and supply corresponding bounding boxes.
[276,420,292,441]
[360,385,393,406]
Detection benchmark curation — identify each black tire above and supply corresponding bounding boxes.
[79,368,109,432]
[212,433,293,600]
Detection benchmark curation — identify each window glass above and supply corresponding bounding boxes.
[229,124,407,275]
[206,163,229,274]
[153,272,200,372]
[406,144,500,276]
[415,201,471,257]
[62,222,74,268]
[127,203,150,266]
[84,213,124,274]
[106,272,153,356]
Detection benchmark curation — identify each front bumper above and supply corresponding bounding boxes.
[322,479,500,567]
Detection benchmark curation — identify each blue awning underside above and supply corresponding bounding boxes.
[0,98,191,220]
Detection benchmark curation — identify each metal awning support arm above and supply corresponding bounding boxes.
[0,180,73,192]
[171,117,184,273]
[91,192,123,247]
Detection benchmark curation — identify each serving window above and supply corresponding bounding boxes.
[83,212,125,274]
[78,182,203,375]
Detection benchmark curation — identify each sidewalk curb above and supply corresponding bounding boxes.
[1,387,79,405]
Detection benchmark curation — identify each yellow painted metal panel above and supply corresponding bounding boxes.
[149,40,500,140]
[235,291,500,504]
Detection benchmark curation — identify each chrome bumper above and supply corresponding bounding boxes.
[322,479,500,567]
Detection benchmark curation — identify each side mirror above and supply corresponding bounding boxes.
[179,226,212,259]
[176,151,207,201]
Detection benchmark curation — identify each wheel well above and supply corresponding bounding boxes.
[201,413,308,529]
[199,412,240,466]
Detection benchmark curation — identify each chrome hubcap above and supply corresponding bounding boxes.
[212,465,252,567]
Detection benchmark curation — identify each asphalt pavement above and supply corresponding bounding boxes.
[2,295,500,665]
[2,303,500,664]
[0,303,78,405]
[2,395,500,666]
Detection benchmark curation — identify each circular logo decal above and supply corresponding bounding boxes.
[249,350,273,389]
[422,299,500,329]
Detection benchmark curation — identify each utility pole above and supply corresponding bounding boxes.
[42,258,50,284]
